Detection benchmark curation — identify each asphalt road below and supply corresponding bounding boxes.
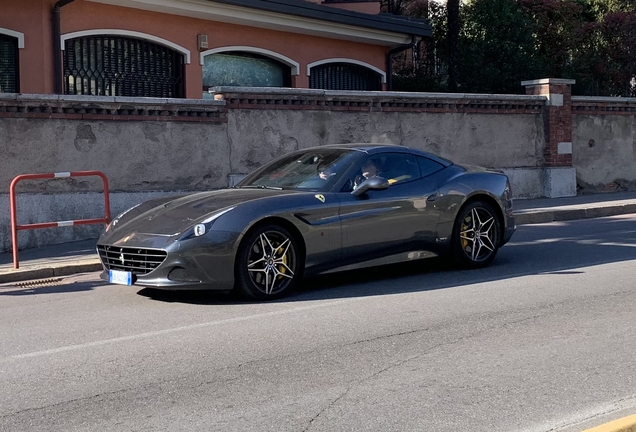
[1,215,636,432]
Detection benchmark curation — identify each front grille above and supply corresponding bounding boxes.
[97,245,167,275]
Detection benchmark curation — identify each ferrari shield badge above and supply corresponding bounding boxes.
[315,194,326,203]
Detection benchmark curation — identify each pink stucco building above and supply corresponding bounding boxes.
[0,0,431,98]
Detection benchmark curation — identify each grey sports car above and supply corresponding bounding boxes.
[97,144,515,300]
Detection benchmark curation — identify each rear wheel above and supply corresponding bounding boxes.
[452,201,501,268]
[235,224,300,300]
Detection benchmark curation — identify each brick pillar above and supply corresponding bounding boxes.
[521,78,577,197]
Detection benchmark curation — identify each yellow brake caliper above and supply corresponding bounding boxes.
[277,244,287,279]
[462,215,472,252]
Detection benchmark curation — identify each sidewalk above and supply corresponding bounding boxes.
[2,191,636,285]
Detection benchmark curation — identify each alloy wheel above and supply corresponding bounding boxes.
[459,206,497,263]
[246,230,297,295]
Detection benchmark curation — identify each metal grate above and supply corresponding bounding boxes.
[98,245,168,275]
[309,62,381,91]
[63,35,185,98]
[0,34,19,93]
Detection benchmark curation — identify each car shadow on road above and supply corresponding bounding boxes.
[138,215,636,305]
[136,287,239,304]
[290,215,636,302]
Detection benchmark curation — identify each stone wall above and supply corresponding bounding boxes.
[0,86,606,252]
[0,95,228,193]
[572,96,636,193]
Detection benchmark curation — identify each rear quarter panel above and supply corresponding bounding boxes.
[435,169,510,248]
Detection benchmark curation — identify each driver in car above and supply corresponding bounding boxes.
[353,158,380,190]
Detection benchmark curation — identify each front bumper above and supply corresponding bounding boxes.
[97,230,241,291]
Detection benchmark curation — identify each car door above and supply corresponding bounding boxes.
[336,152,443,267]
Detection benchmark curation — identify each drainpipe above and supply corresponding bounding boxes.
[52,0,76,94]
[386,35,418,91]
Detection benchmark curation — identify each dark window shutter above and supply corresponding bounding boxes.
[0,34,19,93]
[63,35,185,98]
[309,62,381,91]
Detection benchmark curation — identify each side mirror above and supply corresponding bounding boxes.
[351,176,390,196]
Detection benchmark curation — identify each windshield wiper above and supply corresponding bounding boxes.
[241,185,283,190]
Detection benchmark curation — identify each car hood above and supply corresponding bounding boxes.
[113,188,300,236]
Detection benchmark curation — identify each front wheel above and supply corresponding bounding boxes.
[451,201,501,269]
[235,224,300,301]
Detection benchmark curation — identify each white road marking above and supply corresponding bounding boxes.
[7,299,351,361]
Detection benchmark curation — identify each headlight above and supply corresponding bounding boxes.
[181,207,236,239]
[194,224,206,237]
[105,203,142,232]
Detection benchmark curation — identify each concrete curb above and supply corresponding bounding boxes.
[0,260,101,284]
[514,203,636,225]
[582,414,636,432]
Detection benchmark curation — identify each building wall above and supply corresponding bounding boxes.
[0,0,53,94]
[0,0,389,96]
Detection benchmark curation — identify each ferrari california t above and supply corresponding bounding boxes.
[97,144,515,300]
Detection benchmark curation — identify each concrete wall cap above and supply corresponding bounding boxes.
[572,95,636,103]
[0,92,19,100]
[209,87,547,102]
[113,96,170,104]
[521,78,576,86]
[166,98,225,106]
[211,86,327,96]
[16,94,60,102]
[323,90,383,97]
[1,94,227,108]
[379,92,547,101]
[58,95,117,103]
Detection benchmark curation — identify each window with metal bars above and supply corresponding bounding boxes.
[0,34,19,93]
[309,62,381,91]
[63,35,185,98]
[202,52,291,90]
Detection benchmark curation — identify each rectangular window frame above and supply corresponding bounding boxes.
[0,34,20,93]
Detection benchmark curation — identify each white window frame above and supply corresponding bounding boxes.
[0,27,25,48]
[307,58,386,84]
[200,46,299,76]
[61,29,191,64]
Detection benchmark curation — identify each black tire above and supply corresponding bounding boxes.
[235,224,301,301]
[451,201,501,269]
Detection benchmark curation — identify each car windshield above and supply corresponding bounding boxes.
[240,149,358,192]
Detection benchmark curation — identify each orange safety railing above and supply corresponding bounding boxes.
[10,171,111,269]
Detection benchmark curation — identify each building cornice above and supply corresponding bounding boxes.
[86,0,430,46]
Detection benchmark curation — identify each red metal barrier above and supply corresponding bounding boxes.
[10,171,111,269]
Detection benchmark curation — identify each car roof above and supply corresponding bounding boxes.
[310,143,453,167]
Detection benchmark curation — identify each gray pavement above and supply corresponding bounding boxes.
[2,191,636,284]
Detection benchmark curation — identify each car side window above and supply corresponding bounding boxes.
[340,153,423,192]
[417,156,444,178]
[379,153,421,185]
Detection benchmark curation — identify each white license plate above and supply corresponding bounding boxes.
[109,270,133,286]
